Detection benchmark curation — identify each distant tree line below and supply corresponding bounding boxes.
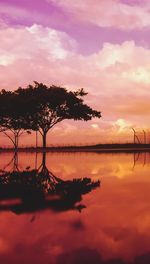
[0,82,101,150]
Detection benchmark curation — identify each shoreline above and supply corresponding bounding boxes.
[1,144,150,153]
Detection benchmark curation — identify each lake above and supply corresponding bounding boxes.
[0,151,150,264]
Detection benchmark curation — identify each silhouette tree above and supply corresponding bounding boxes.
[15,82,101,148]
[0,90,31,150]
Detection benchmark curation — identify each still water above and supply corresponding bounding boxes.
[0,151,150,264]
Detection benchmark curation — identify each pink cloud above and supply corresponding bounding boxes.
[51,0,150,30]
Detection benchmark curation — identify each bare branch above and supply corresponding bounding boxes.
[3,131,15,146]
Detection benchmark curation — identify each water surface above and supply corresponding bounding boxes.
[0,152,150,264]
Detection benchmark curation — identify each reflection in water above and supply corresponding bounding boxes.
[56,247,150,264]
[0,152,100,214]
[0,151,150,264]
[132,152,148,169]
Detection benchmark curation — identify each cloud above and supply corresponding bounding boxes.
[113,119,132,132]
[0,3,31,21]
[51,0,150,30]
[0,23,76,66]
[91,124,99,129]
[0,2,55,27]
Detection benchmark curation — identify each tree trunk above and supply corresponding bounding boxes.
[13,152,19,171]
[14,134,18,151]
[42,151,46,169]
[42,132,47,149]
[36,131,38,148]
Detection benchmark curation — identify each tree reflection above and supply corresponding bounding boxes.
[0,152,100,214]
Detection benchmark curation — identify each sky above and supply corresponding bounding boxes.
[0,0,150,146]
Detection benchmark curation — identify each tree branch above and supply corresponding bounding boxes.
[2,131,15,146]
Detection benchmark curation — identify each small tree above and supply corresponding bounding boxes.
[0,90,31,150]
[16,82,101,148]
